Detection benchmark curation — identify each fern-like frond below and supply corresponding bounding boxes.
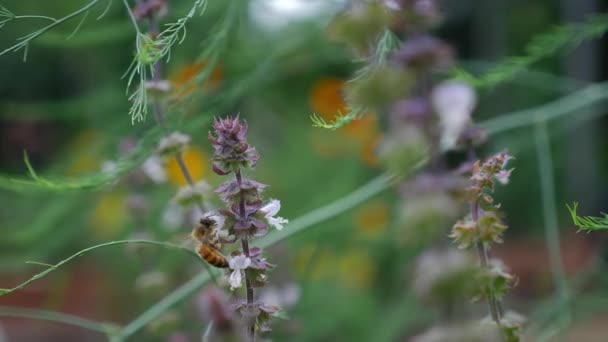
[454,14,608,88]
[122,0,208,123]
[311,107,367,130]
[0,125,163,192]
[567,202,608,231]
[0,1,104,57]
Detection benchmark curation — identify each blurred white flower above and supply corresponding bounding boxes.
[172,180,211,207]
[162,204,185,230]
[141,156,167,183]
[101,160,118,175]
[431,80,477,151]
[260,199,288,230]
[250,0,344,31]
[259,284,301,308]
[412,248,474,299]
[228,255,252,290]
[157,132,191,157]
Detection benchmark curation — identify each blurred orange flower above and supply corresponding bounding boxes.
[309,78,381,167]
[359,132,382,167]
[170,60,223,99]
[309,78,347,120]
[343,112,378,143]
[165,147,207,187]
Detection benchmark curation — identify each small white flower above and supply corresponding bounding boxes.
[228,255,251,290]
[259,284,301,308]
[260,199,289,230]
[432,80,477,151]
[141,156,167,183]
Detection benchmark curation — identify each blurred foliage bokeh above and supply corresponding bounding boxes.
[1,0,608,341]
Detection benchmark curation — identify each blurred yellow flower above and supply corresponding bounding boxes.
[354,200,389,238]
[335,249,376,290]
[170,60,223,99]
[291,245,334,281]
[165,147,207,186]
[66,130,101,176]
[90,191,128,239]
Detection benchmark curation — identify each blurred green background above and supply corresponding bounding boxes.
[1,0,608,341]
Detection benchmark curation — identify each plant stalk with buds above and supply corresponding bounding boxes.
[209,116,287,340]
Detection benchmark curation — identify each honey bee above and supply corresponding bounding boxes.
[191,216,229,269]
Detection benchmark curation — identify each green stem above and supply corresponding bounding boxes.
[472,201,502,324]
[0,239,215,297]
[483,82,608,135]
[0,306,118,336]
[534,120,571,321]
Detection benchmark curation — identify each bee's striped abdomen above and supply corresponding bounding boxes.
[197,244,229,268]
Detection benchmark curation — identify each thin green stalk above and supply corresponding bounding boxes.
[121,0,141,35]
[11,15,58,22]
[0,239,216,297]
[483,82,608,135]
[235,169,255,340]
[0,306,118,336]
[534,120,571,322]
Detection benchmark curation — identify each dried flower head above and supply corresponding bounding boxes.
[157,132,191,157]
[172,181,211,207]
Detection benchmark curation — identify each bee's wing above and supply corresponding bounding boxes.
[172,233,197,248]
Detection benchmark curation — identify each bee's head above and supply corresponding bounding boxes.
[200,216,216,228]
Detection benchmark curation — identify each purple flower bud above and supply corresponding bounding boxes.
[215,178,267,205]
[390,97,432,124]
[209,116,259,174]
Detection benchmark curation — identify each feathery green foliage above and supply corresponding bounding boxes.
[0,1,107,61]
[567,202,608,231]
[311,29,400,130]
[454,14,608,88]
[123,0,209,123]
[0,126,163,192]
